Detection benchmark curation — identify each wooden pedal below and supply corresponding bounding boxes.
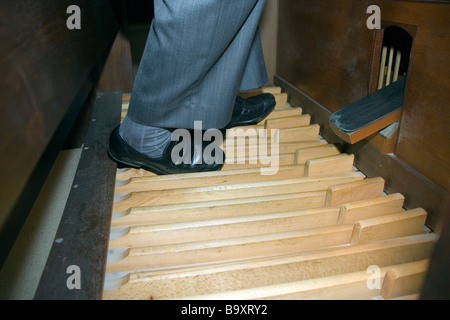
[351,208,428,244]
[238,86,288,108]
[115,140,329,180]
[328,76,406,144]
[225,124,320,143]
[231,114,310,132]
[238,86,282,98]
[181,260,429,300]
[109,207,341,249]
[115,166,304,193]
[338,193,405,224]
[265,115,310,130]
[325,177,385,207]
[111,192,328,228]
[264,107,303,120]
[107,224,355,273]
[102,88,435,300]
[294,144,341,165]
[102,234,435,299]
[380,260,429,300]
[112,172,364,213]
[305,154,355,177]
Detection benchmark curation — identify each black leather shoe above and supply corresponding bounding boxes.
[226,93,276,128]
[107,127,224,175]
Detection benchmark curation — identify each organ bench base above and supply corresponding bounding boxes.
[33,87,435,300]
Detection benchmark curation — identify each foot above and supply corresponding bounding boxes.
[108,126,224,175]
[226,93,276,128]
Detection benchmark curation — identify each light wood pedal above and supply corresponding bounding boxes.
[103,87,434,300]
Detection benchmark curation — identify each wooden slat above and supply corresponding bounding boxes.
[338,193,405,224]
[102,234,436,300]
[264,107,303,120]
[181,260,429,300]
[108,207,340,249]
[230,114,310,133]
[110,194,417,249]
[224,140,326,155]
[380,260,429,300]
[277,125,321,142]
[115,140,328,180]
[305,154,354,177]
[115,165,305,193]
[114,144,348,193]
[221,140,324,166]
[325,177,385,207]
[112,172,364,212]
[238,86,282,99]
[224,125,320,145]
[111,192,327,228]
[182,269,384,300]
[294,144,341,165]
[274,93,288,108]
[265,115,310,130]
[351,208,428,244]
[106,224,355,273]
[221,154,287,172]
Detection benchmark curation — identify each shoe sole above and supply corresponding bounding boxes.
[107,147,224,176]
[226,107,275,129]
[107,148,169,175]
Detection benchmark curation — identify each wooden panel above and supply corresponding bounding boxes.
[277,0,373,113]
[350,208,428,244]
[34,92,122,300]
[421,192,450,299]
[380,2,450,193]
[103,234,435,299]
[277,0,450,192]
[0,0,118,232]
[275,75,447,230]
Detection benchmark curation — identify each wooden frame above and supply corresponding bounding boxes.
[0,0,120,268]
[34,92,122,300]
[274,75,446,231]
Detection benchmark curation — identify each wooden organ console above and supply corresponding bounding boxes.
[1,0,449,300]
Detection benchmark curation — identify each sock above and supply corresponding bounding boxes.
[119,116,172,158]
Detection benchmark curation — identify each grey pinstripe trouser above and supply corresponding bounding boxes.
[126,0,268,130]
